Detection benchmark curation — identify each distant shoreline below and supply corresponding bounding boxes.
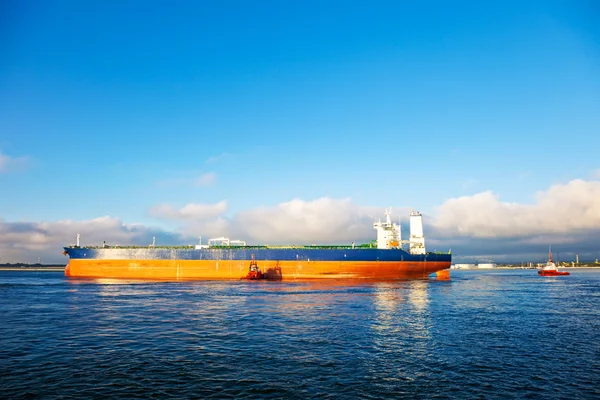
[0,265,66,272]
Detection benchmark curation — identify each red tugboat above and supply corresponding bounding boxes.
[243,254,263,280]
[538,247,570,276]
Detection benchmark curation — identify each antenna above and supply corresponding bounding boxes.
[76,234,80,247]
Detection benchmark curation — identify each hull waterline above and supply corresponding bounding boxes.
[538,270,570,276]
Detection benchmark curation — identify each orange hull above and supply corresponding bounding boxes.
[65,259,451,281]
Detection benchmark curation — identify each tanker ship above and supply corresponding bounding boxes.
[63,209,451,280]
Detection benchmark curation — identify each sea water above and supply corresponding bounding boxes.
[1,269,598,399]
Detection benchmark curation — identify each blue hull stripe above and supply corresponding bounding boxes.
[65,248,451,263]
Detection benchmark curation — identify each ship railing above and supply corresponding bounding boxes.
[69,245,200,249]
[69,243,386,250]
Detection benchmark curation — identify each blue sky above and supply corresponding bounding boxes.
[1,0,599,262]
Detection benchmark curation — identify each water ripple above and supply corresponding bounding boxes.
[0,270,599,399]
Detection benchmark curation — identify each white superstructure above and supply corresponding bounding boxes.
[409,211,426,255]
[373,208,401,250]
[540,247,558,272]
[372,208,428,255]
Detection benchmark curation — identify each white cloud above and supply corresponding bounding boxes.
[194,172,216,186]
[0,151,29,173]
[149,200,228,221]
[233,198,390,243]
[150,197,409,245]
[0,216,185,263]
[432,178,600,237]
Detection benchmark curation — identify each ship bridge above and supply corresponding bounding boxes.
[373,208,401,250]
[373,208,427,254]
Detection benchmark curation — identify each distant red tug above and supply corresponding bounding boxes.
[538,248,570,277]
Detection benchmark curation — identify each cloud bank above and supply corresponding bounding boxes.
[150,200,228,221]
[151,197,406,244]
[2,177,600,264]
[0,217,184,264]
[429,178,600,260]
[432,179,600,237]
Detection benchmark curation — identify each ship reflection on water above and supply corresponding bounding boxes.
[75,277,441,344]
[67,276,440,373]
[372,280,432,344]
